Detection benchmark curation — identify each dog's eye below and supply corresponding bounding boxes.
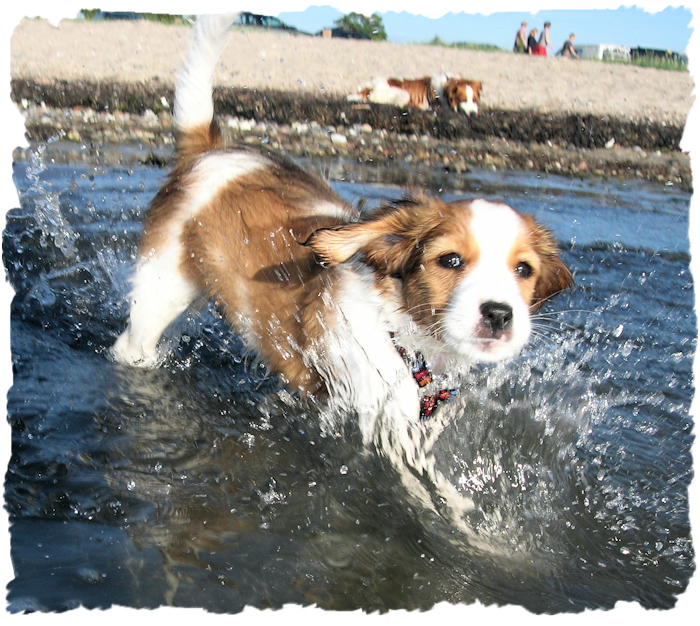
[437,253,464,269]
[515,261,534,279]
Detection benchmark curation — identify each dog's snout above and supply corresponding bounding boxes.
[480,301,513,335]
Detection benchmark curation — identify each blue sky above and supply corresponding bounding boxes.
[278,5,693,52]
[8,2,695,54]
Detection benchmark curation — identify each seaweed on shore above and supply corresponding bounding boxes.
[11,79,683,153]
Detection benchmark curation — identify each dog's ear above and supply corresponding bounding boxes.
[303,222,382,267]
[304,199,439,276]
[527,220,574,309]
[532,257,573,310]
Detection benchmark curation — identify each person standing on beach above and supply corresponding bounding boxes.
[558,33,580,59]
[527,28,539,54]
[513,21,528,53]
[534,21,554,56]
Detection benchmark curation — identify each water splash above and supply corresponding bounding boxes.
[5,160,693,613]
[23,139,79,261]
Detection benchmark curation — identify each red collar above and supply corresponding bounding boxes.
[390,332,458,420]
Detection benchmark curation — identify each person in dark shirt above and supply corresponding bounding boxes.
[527,28,539,54]
[559,33,581,59]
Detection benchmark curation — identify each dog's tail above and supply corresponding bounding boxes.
[173,13,238,160]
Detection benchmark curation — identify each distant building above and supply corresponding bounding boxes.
[315,27,371,40]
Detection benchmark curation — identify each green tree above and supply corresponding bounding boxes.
[334,12,387,41]
[79,9,101,20]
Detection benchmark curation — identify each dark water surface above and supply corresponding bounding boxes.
[3,150,695,614]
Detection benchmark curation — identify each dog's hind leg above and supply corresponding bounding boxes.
[112,242,200,367]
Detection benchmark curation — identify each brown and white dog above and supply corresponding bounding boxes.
[348,74,482,114]
[386,77,438,109]
[443,77,482,114]
[112,15,571,509]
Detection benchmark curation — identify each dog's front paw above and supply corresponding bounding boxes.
[110,332,161,368]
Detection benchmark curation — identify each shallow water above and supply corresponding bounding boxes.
[3,149,695,614]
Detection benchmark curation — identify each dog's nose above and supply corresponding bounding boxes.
[480,301,513,336]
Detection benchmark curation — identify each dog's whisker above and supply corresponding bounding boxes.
[532,308,594,319]
[405,303,448,317]
[531,317,583,333]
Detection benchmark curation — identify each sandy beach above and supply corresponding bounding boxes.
[8,18,695,190]
[11,18,694,124]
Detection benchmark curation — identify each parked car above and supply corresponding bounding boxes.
[235,12,308,34]
[87,11,141,21]
[631,47,687,66]
[575,44,631,61]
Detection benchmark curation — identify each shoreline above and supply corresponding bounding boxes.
[11,19,693,124]
[10,18,694,192]
[12,82,692,192]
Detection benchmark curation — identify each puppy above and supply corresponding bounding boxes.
[444,78,482,114]
[348,74,482,114]
[348,76,439,110]
[385,77,438,110]
[112,14,572,483]
[346,76,413,108]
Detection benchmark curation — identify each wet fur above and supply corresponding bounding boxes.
[111,14,573,523]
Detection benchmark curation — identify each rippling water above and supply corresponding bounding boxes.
[3,147,695,614]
